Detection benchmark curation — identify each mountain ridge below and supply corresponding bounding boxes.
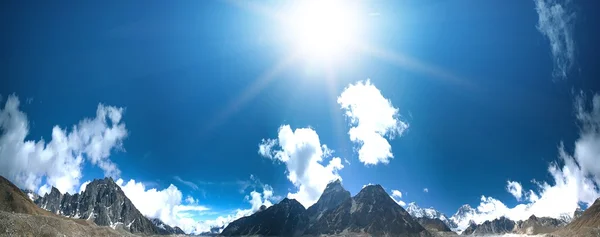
[33,177,181,235]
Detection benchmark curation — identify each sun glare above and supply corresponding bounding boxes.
[284,0,362,63]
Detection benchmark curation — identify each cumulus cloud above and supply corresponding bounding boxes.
[506,180,524,201]
[115,179,214,234]
[390,189,406,206]
[258,125,344,207]
[338,79,408,165]
[0,95,128,194]
[452,93,600,232]
[534,0,576,79]
[392,189,403,198]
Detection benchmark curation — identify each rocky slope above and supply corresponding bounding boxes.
[460,215,566,236]
[220,197,308,236]
[416,217,452,232]
[554,197,600,237]
[0,176,50,216]
[407,202,456,229]
[513,215,566,235]
[151,217,185,235]
[34,177,179,235]
[0,175,133,237]
[306,184,431,236]
[463,216,515,235]
[305,179,351,223]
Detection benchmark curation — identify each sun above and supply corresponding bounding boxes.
[283,0,363,63]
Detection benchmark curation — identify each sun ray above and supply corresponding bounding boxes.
[202,53,299,132]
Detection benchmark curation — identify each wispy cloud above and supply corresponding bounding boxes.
[174,176,200,190]
[534,0,576,79]
[506,180,523,201]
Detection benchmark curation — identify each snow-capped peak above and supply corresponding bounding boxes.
[449,204,478,232]
[405,202,455,228]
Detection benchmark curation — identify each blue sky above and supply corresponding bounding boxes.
[1,0,600,234]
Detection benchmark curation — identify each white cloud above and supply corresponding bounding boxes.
[534,0,576,79]
[392,189,402,198]
[0,95,128,194]
[116,177,278,234]
[337,79,408,165]
[362,183,375,188]
[452,93,600,232]
[390,189,406,206]
[79,180,91,193]
[423,188,429,193]
[185,195,197,205]
[115,178,211,234]
[258,138,277,159]
[506,180,523,201]
[258,125,344,208]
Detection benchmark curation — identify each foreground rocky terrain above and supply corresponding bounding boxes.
[219,179,600,237]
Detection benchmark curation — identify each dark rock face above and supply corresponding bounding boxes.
[221,198,308,236]
[514,215,566,234]
[416,217,452,232]
[151,218,186,235]
[305,179,351,223]
[463,216,515,235]
[221,182,431,237]
[37,187,63,214]
[306,185,430,237]
[33,177,179,235]
[461,221,477,235]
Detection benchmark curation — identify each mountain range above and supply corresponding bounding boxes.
[406,202,456,230]
[222,181,431,237]
[2,175,600,236]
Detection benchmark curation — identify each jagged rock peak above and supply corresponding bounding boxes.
[279,198,304,208]
[357,183,386,195]
[32,176,175,235]
[326,179,342,187]
[306,179,351,222]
